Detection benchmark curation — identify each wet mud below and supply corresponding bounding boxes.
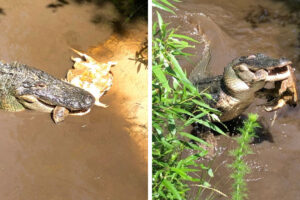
[159,0,300,199]
[0,1,147,199]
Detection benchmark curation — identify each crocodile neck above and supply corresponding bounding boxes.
[192,75,256,122]
[192,75,223,104]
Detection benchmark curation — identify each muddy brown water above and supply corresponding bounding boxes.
[0,1,146,199]
[159,0,300,199]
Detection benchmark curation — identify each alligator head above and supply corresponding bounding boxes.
[215,53,294,121]
[12,65,95,121]
[224,53,292,97]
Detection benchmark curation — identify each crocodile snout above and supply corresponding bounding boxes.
[67,93,95,111]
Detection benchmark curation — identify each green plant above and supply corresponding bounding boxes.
[153,0,179,14]
[228,114,260,200]
[152,1,225,199]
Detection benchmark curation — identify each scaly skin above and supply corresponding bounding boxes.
[191,53,293,122]
[0,61,95,120]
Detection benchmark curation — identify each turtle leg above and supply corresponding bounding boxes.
[52,106,69,124]
[264,99,287,111]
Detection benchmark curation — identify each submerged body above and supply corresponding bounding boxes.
[0,61,95,122]
[191,53,297,121]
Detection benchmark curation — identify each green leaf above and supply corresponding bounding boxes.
[203,181,211,187]
[156,11,164,30]
[160,0,176,9]
[201,92,213,100]
[193,118,226,135]
[172,77,180,90]
[168,117,177,135]
[208,168,214,177]
[162,179,182,200]
[179,132,209,146]
[171,108,193,116]
[168,54,196,92]
[153,0,176,14]
[153,21,158,30]
[170,167,200,181]
[191,99,221,113]
[171,33,200,43]
[153,64,171,92]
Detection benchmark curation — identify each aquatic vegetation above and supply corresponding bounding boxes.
[152,1,224,199]
[228,114,260,200]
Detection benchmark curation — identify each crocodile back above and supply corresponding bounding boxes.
[0,62,28,95]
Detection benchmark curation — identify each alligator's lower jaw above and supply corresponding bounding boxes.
[19,96,54,113]
[19,96,91,124]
